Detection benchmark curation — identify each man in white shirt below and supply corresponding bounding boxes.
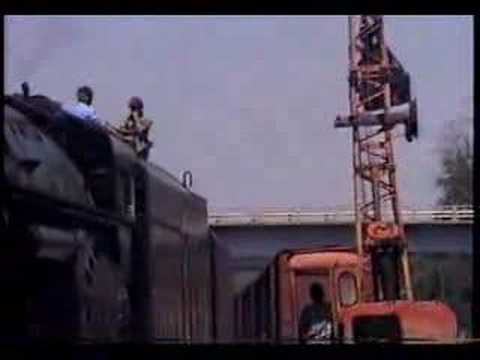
[64,86,98,123]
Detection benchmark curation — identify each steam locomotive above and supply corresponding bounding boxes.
[3,85,458,345]
[1,85,233,343]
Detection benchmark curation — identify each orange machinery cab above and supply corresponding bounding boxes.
[281,247,458,343]
[339,300,458,343]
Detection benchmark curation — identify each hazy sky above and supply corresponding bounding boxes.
[5,16,473,212]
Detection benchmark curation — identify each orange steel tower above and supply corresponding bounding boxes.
[335,16,419,302]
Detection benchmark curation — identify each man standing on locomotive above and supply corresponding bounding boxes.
[298,283,333,343]
[64,86,98,123]
[109,96,153,160]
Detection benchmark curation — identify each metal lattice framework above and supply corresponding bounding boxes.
[342,16,416,300]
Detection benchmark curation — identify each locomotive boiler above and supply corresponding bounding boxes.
[1,85,233,343]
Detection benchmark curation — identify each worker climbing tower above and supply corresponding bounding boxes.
[335,16,419,302]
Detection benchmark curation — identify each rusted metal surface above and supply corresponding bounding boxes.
[339,300,458,341]
[288,251,359,270]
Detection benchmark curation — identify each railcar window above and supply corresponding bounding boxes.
[295,274,331,310]
[294,273,332,329]
[338,272,358,307]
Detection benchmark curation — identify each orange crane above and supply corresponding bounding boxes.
[335,15,418,303]
[235,16,458,344]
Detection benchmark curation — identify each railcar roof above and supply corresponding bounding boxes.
[143,161,207,202]
[287,248,359,270]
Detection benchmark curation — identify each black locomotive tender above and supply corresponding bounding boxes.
[1,85,233,343]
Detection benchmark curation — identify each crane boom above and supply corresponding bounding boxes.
[336,16,419,301]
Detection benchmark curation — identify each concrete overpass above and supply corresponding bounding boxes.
[209,205,474,227]
[209,205,474,293]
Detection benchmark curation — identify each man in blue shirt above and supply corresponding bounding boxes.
[63,86,98,123]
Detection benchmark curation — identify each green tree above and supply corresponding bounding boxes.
[436,117,473,206]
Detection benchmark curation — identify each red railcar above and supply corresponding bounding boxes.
[235,247,457,343]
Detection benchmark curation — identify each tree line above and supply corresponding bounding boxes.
[436,116,473,206]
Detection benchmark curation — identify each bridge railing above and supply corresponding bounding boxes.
[403,205,474,222]
[208,205,474,226]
